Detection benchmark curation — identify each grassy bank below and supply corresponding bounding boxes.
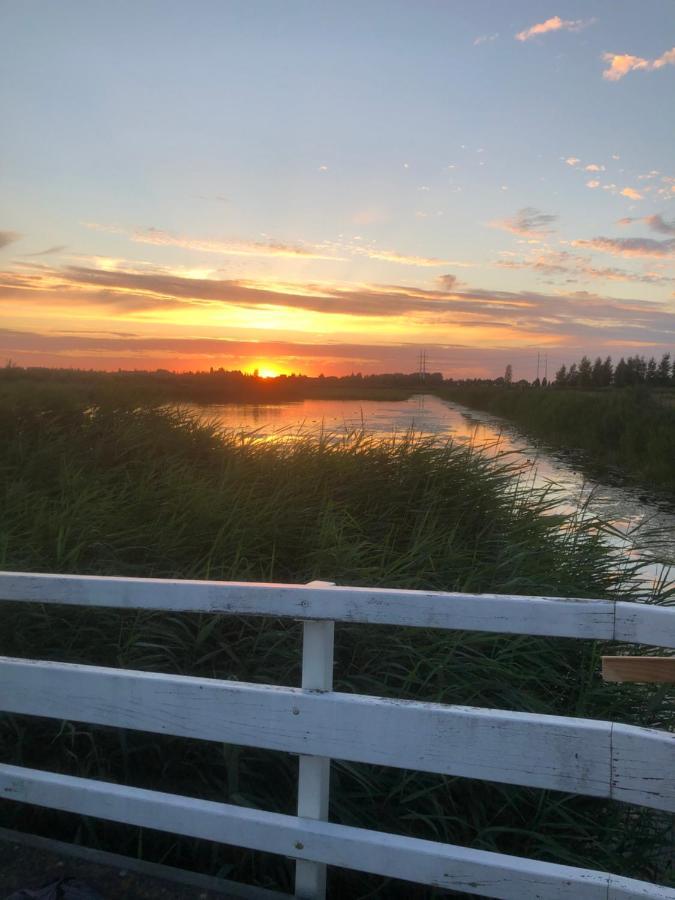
[1,395,673,897]
[442,385,675,494]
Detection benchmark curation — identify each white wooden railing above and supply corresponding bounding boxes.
[1,571,674,899]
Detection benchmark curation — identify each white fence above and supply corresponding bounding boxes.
[1,571,674,899]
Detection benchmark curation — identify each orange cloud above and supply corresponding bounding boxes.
[603,46,675,81]
[620,187,643,200]
[516,16,594,42]
[4,261,675,372]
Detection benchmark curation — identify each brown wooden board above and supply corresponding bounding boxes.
[602,657,675,684]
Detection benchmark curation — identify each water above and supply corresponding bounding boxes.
[187,394,675,584]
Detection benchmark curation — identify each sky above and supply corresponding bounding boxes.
[1,0,674,379]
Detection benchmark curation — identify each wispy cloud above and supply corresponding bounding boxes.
[84,223,462,269]
[620,187,643,200]
[617,214,675,236]
[516,16,594,42]
[0,231,21,251]
[572,236,675,258]
[85,223,345,261]
[645,214,675,236]
[435,273,463,290]
[24,245,68,257]
[353,247,458,267]
[497,248,674,285]
[602,46,675,81]
[473,33,499,46]
[586,180,601,189]
[492,207,558,238]
[565,157,581,167]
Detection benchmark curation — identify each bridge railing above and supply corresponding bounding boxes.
[1,571,674,899]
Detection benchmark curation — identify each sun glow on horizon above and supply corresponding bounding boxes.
[252,365,283,378]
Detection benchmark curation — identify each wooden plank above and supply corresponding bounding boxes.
[0,571,618,640]
[602,657,675,684]
[0,655,613,801]
[295,591,335,900]
[615,603,675,650]
[611,723,675,813]
[2,765,675,900]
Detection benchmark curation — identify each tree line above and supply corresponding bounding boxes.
[552,353,674,388]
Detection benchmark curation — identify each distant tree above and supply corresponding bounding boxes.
[614,357,629,387]
[657,353,671,386]
[578,356,592,388]
[601,356,613,387]
[504,364,513,385]
[646,356,658,384]
[591,356,603,387]
[554,364,567,387]
[567,362,579,387]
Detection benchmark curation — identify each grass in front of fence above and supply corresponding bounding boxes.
[0,397,673,897]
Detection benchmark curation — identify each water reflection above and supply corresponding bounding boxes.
[186,394,674,583]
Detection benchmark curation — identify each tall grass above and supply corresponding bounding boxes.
[442,385,675,493]
[0,395,673,897]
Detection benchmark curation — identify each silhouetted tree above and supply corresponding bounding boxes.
[591,357,603,387]
[578,356,592,388]
[614,358,629,387]
[658,353,671,386]
[601,356,613,387]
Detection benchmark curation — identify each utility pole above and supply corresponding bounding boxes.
[544,353,548,382]
[536,352,540,383]
[418,349,427,382]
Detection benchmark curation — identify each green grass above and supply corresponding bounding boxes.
[0,394,673,898]
[441,385,675,494]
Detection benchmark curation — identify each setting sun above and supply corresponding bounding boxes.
[255,365,281,379]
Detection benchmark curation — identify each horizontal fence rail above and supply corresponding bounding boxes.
[2,765,675,900]
[1,570,675,647]
[2,656,674,811]
[2,571,675,899]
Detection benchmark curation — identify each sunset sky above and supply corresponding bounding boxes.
[1,1,674,378]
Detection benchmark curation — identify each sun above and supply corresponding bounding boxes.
[252,365,281,379]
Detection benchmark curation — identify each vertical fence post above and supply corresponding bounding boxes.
[295,581,335,900]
